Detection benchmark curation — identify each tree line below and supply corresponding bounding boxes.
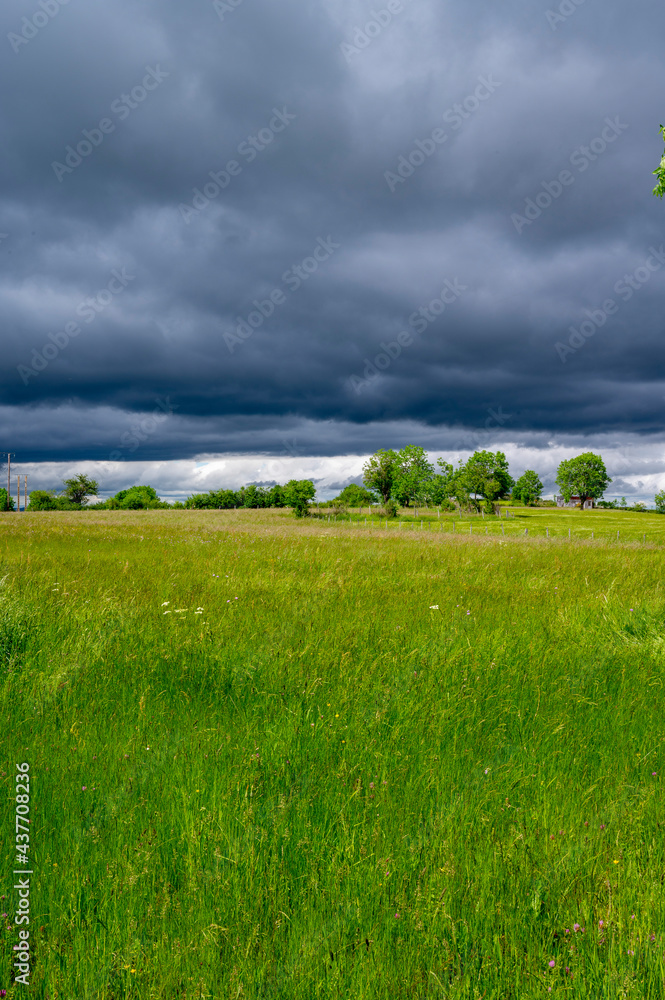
[3,449,664,515]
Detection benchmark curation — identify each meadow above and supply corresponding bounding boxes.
[1,506,665,998]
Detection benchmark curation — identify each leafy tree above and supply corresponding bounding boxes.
[461,451,513,510]
[61,473,99,506]
[653,125,665,198]
[283,479,316,517]
[655,489,665,514]
[113,485,161,509]
[332,483,378,507]
[238,484,279,508]
[362,449,399,504]
[392,445,435,507]
[26,490,75,511]
[556,452,611,507]
[512,470,543,506]
[0,488,15,511]
[267,484,287,508]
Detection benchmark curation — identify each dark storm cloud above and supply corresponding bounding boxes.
[1,0,665,463]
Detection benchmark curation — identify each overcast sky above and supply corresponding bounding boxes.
[2,0,664,499]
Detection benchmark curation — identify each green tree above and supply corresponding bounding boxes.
[61,473,99,506]
[392,445,435,507]
[362,449,399,504]
[332,483,378,507]
[556,452,611,507]
[0,488,15,511]
[512,470,543,506]
[655,490,665,513]
[461,451,513,510]
[653,125,665,198]
[26,490,60,511]
[267,484,287,508]
[283,479,316,517]
[113,485,161,509]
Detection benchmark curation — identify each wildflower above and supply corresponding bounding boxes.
[564,928,570,934]
[573,924,580,932]
[599,920,604,928]
[651,934,656,942]
[163,610,172,615]
[82,786,86,791]
[653,772,658,776]
[394,913,401,919]
[549,960,555,968]
[600,823,606,829]
[631,914,636,920]
[466,611,471,615]
[429,605,439,610]
[175,609,187,613]
[628,949,634,955]
[161,601,170,606]
[484,768,489,774]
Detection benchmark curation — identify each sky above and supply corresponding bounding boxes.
[2,0,665,502]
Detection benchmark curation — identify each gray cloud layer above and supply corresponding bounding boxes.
[1,0,665,467]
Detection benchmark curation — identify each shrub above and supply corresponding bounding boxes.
[0,488,15,512]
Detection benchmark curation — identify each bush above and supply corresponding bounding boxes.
[382,499,399,518]
[331,484,378,507]
[27,490,71,512]
[0,488,15,512]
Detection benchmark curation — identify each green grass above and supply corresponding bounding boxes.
[1,508,665,998]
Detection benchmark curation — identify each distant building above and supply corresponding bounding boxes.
[556,496,594,509]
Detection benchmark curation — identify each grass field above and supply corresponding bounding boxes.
[2,507,665,998]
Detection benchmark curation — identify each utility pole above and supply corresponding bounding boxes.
[24,475,27,512]
[4,453,14,510]
[17,476,20,513]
